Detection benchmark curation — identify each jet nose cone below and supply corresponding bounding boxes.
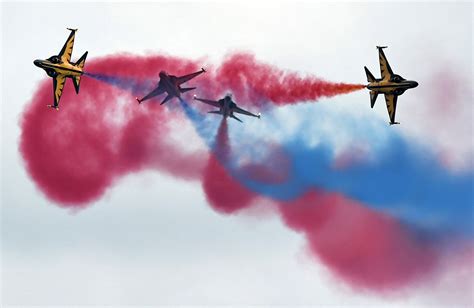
[33,59,42,67]
[411,81,419,88]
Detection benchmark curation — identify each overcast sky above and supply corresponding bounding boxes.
[1,1,472,306]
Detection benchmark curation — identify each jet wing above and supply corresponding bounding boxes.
[52,74,67,108]
[378,47,394,80]
[176,68,205,85]
[59,28,77,63]
[233,106,260,118]
[384,94,399,124]
[137,85,165,103]
[194,97,222,108]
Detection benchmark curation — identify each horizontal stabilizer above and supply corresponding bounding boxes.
[364,66,376,83]
[370,91,378,108]
[231,114,243,123]
[208,110,222,115]
[72,76,81,94]
[180,87,196,93]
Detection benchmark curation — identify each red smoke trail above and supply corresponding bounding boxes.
[202,119,256,214]
[85,53,364,107]
[213,53,365,106]
[20,54,208,205]
[277,191,438,292]
[202,172,441,291]
[202,119,290,214]
[202,153,257,214]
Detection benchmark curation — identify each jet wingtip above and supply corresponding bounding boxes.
[376,45,388,49]
[67,28,78,32]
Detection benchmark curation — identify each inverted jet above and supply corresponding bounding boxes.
[193,94,261,123]
[33,28,88,110]
[136,68,206,105]
[364,46,418,125]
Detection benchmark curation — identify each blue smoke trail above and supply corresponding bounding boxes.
[85,73,155,96]
[179,100,473,237]
[243,136,472,236]
[180,100,220,146]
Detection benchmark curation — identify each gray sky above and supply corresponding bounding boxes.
[1,1,472,306]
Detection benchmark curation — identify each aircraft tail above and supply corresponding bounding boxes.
[180,87,196,93]
[72,51,88,94]
[369,91,378,108]
[75,51,88,70]
[364,66,376,83]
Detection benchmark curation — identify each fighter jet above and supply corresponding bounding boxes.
[136,68,206,105]
[364,46,418,125]
[33,28,88,110]
[193,94,261,123]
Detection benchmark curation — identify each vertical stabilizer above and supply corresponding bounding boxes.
[364,66,376,83]
[75,51,88,70]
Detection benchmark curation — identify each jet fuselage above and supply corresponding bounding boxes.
[34,56,83,79]
[159,71,181,99]
[367,76,418,95]
[219,96,237,118]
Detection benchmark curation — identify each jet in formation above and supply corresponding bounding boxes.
[364,46,418,125]
[136,68,206,105]
[193,94,261,122]
[33,28,88,110]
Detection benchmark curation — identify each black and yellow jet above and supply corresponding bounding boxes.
[364,46,418,125]
[34,28,88,110]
